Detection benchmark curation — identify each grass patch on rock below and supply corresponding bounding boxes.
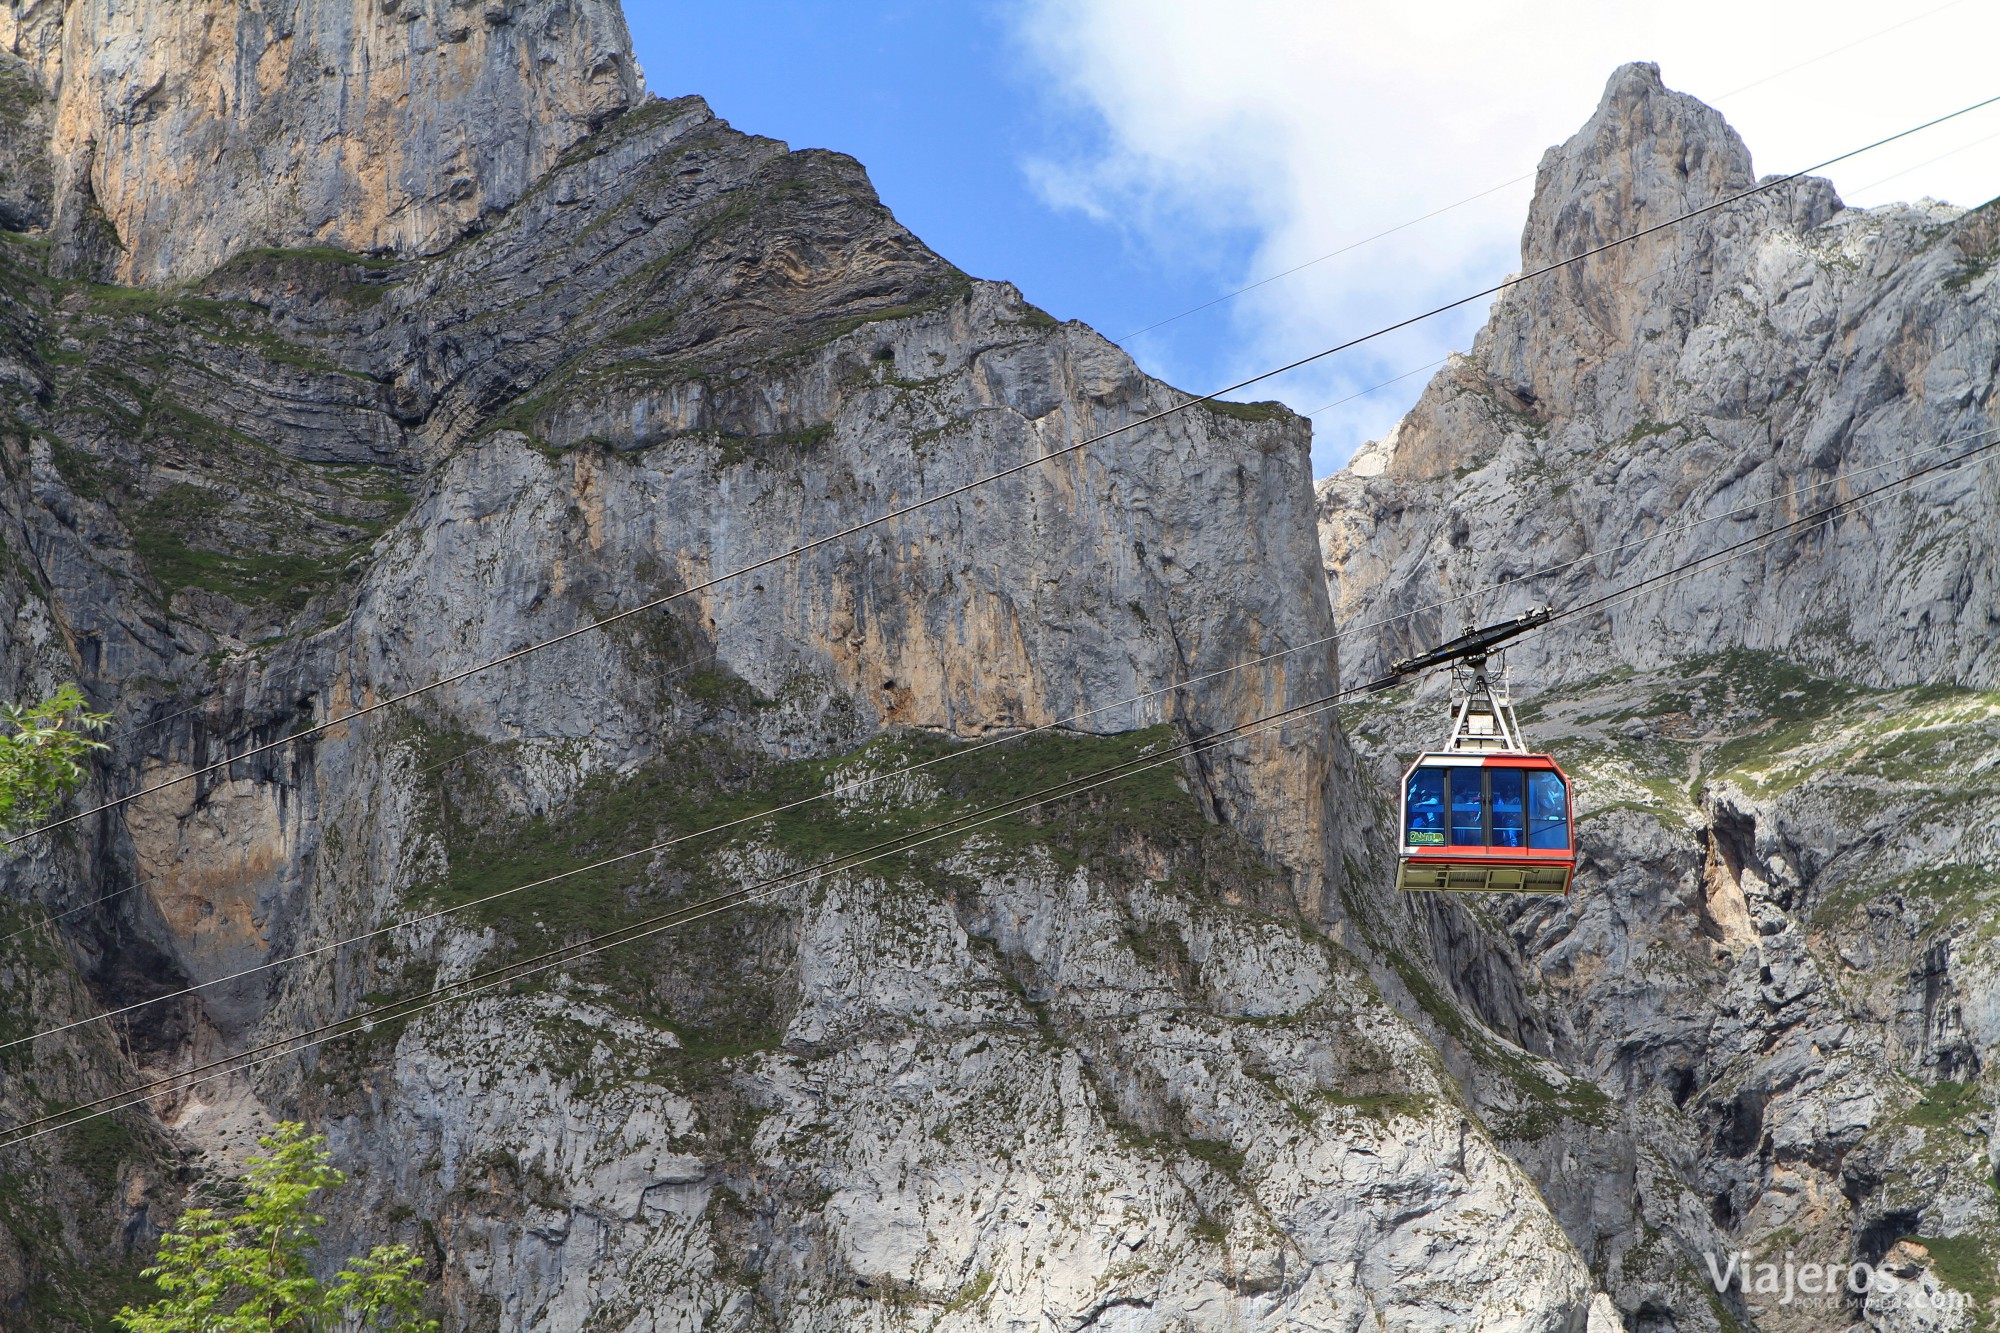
[413,724,1220,939]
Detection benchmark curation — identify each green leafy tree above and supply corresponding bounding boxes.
[115,1121,438,1333]
[0,682,110,832]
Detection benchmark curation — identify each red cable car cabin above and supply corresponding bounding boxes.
[1382,619,1577,895]
[1397,752,1574,894]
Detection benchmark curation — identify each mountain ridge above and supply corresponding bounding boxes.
[0,17,1992,1333]
[1322,60,2000,1333]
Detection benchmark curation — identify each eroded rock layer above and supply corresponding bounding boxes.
[1,0,640,284]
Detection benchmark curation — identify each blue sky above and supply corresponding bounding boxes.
[626,1,2000,477]
[622,2,1278,448]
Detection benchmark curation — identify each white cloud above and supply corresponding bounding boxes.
[1008,0,2000,474]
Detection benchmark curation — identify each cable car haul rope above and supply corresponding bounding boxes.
[5,419,1996,1150]
[3,90,1999,1149]
[6,87,1996,854]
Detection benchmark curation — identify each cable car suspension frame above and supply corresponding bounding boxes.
[1382,608,1577,896]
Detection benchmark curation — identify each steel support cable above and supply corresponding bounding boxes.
[73,19,1957,775]
[0,683,1361,1150]
[0,460,1954,1150]
[10,428,1998,1148]
[0,678,1336,1057]
[1304,359,1450,419]
[1112,179,1534,343]
[21,409,1984,964]
[102,700,213,746]
[1365,451,1980,715]
[1369,455,1981,689]
[1850,125,2000,196]
[1711,0,1970,101]
[1470,475,1936,695]
[72,10,1980,765]
[0,873,171,949]
[63,8,1966,787]
[1549,431,2000,627]
[8,90,1996,854]
[1376,422,2000,641]
[6,420,1995,1054]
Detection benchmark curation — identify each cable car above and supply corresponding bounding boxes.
[1381,610,1576,895]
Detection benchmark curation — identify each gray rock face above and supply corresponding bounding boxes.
[10,22,1988,1333]
[1322,63,2000,1332]
[0,51,51,232]
[1321,61,2000,691]
[0,17,1615,1333]
[0,0,640,284]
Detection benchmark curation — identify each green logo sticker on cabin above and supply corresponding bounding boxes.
[1408,831,1445,845]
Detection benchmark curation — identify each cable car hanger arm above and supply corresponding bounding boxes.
[1381,606,1552,682]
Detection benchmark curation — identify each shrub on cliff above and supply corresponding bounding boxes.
[115,1122,436,1333]
[0,683,108,832]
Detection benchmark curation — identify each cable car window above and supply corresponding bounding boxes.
[1527,770,1569,849]
[1489,769,1524,847]
[1448,768,1484,846]
[1406,769,1445,845]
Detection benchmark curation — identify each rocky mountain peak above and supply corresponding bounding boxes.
[0,0,640,284]
[1523,61,1756,271]
[1480,61,1841,434]
[1320,62,1997,688]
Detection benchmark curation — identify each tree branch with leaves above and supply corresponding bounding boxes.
[116,1121,438,1333]
[0,682,110,833]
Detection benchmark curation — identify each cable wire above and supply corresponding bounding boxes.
[1712,0,1969,101]
[0,872,168,948]
[1112,178,1533,343]
[1361,421,2000,644]
[1305,359,1450,419]
[10,421,1997,1148]
[1110,1,1972,350]
[0,683,1354,1150]
[8,421,1995,1056]
[1553,435,2000,623]
[0,654,717,951]
[102,698,214,747]
[10,88,1997,853]
[1848,125,2000,197]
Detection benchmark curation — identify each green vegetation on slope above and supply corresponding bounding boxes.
[382,719,1285,1095]
[413,722,1233,944]
[0,239,418,625]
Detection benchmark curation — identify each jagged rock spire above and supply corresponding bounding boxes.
[1476,63,1844,429]
[1522,61,1757,273]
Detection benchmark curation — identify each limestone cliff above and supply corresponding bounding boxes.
[1321,63,1999,691]
[1321,63,2000,1332]
[0,5,1623,1331]
[1,0,640,284]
